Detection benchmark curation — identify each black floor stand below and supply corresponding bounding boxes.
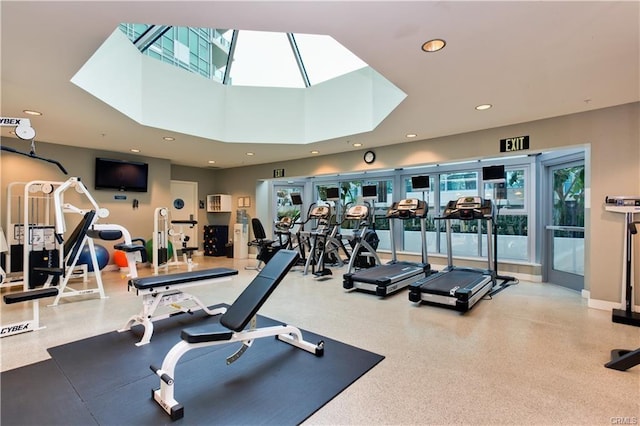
[605,348,640,371]
[490,202,517,297]
[612,308,640,327]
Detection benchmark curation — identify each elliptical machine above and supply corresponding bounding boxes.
[302,204,333,277]
[344,186,381,274]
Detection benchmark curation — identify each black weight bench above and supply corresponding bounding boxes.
[119,267,238,346]
[150,249,324,420]
[1,287,59,337]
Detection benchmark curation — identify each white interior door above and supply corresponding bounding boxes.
[170,180,199,250]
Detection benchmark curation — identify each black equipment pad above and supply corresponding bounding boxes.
[113,242,145,252]
[221,249,299,331]
[4,287,59,304]
[129,267,238,289]
[65,210,96,265]
[86,229,122,241]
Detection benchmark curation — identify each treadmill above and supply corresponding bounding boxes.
[409,196,496,312]
[343,198,432,297]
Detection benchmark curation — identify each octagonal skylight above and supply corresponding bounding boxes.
[71,24,406,144]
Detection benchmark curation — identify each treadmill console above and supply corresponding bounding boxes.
[309,205,331,219]
[442,196,493,220]
[345,204,369,220]
[386,198,428,219]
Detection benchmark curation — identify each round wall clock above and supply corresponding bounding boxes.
[363,150,376,164]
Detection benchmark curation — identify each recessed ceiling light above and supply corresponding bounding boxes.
[208,160,216,164]
[475,104,492,111]
[406,133,417,138]
[246,152,254,156]
[163,136,175,141]
[23,109,42,116]
[130,149,140,153]
[353,143,363,147]
[421,39,446,53]
[310,150,319,154]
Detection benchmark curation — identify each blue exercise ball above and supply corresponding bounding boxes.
[77,244,110,272]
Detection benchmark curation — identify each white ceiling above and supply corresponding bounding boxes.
[1,1,638,169]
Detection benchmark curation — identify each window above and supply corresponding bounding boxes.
[275,186,304,222]
[301,157,533,264]
[483,168,529,261]
[403,176,436,254]
[313,178,393,251]
[400,165,531,261]
[119,24,368,88]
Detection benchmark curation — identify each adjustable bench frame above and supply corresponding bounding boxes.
[1,287,59,337]
[119,267,238,346]
[150,250,324,420]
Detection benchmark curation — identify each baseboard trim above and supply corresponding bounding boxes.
[588,297,640,312]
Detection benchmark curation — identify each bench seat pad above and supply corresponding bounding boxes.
[130,268,238,290]
[4,288,59,304]
[181,324,233,343]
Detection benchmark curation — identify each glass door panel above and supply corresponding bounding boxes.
[274,186,304,222]
[544,162,585,290]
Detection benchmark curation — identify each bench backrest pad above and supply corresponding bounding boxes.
[220,250,299,332]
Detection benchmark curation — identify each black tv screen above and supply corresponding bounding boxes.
[290,193,303,205]
[94,157,148,192]
[411,175,430,190]
[325,187,340,200]
[482,165,506,182]
[362,185,377,198]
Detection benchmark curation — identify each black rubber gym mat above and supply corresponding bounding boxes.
[3,308,384,425]
[1,359,97,425]
[47,306,231,400]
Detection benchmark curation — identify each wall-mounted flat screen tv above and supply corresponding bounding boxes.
[482,165,506,183]
[362,185,377,198]
[411,175,430,190]
[325,187,340,200]
[94,157,149,192]
[290,193,303,205]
